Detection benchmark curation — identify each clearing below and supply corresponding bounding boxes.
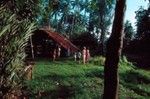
[26,57,150,99]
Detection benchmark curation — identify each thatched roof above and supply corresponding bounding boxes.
[39,28,79,52]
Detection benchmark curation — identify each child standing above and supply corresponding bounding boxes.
[82,47,86,64]
[77,51,81,63]
[57,46,61,58]
[74,52,77,61]
[86,47,90,63]
[53,48,57,61]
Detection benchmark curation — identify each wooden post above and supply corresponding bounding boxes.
[30,36,34,59]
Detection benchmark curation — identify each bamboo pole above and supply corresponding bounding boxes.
[30,36,34,60]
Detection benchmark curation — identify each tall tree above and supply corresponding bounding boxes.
[124,20,134,40]
[87,0,115,54]
[98,0,115,55]
[103,0,126,99]
[135,6,150,39]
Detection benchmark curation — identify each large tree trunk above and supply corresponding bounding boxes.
[99,0,107,55]
[100,28,105,55]
[103,0,126,99]
[99,0,105,55]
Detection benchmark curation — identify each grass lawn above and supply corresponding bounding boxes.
[26,57,150,99]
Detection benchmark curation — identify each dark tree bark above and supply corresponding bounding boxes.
[100,28,105,55]
[103,0,126,99]
[99,0,106,55]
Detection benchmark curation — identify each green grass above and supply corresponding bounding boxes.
[26,57,150,99]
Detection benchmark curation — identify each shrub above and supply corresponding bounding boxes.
[119,56,135,72]
[89,56,105,66]
[0,6,36,97]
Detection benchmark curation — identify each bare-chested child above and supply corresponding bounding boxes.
[82,47,86,64]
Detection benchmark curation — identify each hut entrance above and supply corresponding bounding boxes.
[26,29,79,59]
[26,30,56,58]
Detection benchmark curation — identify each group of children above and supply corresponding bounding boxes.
[74,47,90,64]
[53,46,90,64]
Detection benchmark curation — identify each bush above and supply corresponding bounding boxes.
[119,56,135,72]
[89,56,105,66]
[0,6,36,97]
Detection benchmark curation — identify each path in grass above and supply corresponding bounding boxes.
[26,57,150,99]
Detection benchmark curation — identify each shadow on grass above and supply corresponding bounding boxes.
[120,70,150,97]
[126,54,150,69]
[35,74,82,81]
[85,69,104,78]
[37,85,75,99]
[27,68,104,98]
[34,67,104,81]
[121,82,150,97]
[28,74,76,98]
[27,59,104,98]
[121,70,150,84]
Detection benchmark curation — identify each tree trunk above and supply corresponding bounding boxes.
[71,16,75,36]
[99,0,106,55]
[103,0,126,99]
[100,28,105,55]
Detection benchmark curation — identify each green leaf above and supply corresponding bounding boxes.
[0,24,10,37]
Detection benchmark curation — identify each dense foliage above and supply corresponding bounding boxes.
[125,3,150,55]
[37,0,115,40]
[124,20,135,40]
[0,4,36,97]
[135,6,150,39]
